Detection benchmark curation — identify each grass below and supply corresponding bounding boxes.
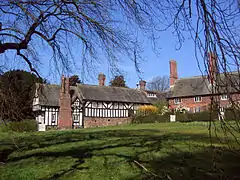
[0,122,240,180]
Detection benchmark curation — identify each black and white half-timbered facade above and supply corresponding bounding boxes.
[33,74,165,130]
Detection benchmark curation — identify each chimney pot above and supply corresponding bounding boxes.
[98,73,106,86]
[139,80,146,90]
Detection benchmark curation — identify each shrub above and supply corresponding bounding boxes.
[132,113,170,124]
[137,105,158,115]
[1,119,37,132]
[46,125,58,131]
[176,111,219,122]
[224,108,240,120]
[153,101,170,115]
[192,111,218,121]
[176,112,192,122]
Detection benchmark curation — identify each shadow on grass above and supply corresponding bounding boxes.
[0,128,239,179]
[132,147,240,180]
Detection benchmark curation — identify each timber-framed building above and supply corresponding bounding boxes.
[33,73,165,129]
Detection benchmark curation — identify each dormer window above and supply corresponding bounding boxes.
[174,98,181,104]
[221,94,228,100]
[194,96,202,102]
[147,93,157,97]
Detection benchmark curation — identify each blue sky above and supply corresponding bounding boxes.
[0,11,206,88]
[78,29,205,88]
[1,1,239,89]
[0,29,205,88]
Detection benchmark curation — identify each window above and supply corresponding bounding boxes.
[73,114,79,122]
[174,98,181,104]
[193,107,201,113]
[147,93,157,97]
[51,113,56,123]
[194,96,202,102]
[221,94,228,100]
[220,106,224,112]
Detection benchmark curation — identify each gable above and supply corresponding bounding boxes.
[168,72,240,98]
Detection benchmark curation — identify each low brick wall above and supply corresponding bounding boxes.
[84,117,131,128]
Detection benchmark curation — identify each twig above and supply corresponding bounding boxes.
[133,160,160,178]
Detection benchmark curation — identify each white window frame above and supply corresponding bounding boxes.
[193,107,201,113]
[220,94,228,100]
[147,93,157,97]
[220,106,224,112]
[174,98,181,104]
[194,96,202,102]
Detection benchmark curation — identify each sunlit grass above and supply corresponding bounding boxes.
[0,122,239,180]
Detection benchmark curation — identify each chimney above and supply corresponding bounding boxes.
[58,75,72,129]
[98,73,106,86]
[139,80,146,90]
[170,60,178,87]
[208,52,217,84]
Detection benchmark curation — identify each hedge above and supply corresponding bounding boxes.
[132,113,170,124]
[176,111,219,122]
[224,108,240,120]
[0,119,37,132]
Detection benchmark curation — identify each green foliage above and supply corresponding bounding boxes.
[46,126,58,131]
[0,119,37,132]
[132,113,170,124]
[69,75,81,86]
[109,75,127,87]
[133,102,170,124]
[225,108,240,120]
[0,123,239,179]
[0,70,45,121]
[153,100,169,115]
[176,111,219,122]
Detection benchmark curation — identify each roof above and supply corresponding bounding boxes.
[168,72,240,98]
[75,84,150,103]
[36,83,151,106]
[144,90,168,103]
[37,84,60,106]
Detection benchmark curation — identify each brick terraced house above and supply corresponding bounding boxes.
[33,73,165,130]
[167,53,240,113]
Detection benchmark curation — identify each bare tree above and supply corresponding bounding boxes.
[147,76,169,92]
[0,0,161,77]
[0,0,240,145]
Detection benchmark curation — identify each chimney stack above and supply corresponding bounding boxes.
[58,75,72,129]
[170,60,178,87]
[139,80,146,90]
[98,73,106,86]
[208,52,217,84]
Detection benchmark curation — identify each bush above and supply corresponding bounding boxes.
[137,105,158,115]
[176,111,219,122]
[132,113,170,124]
[0,119,37,132]
[225,108,240,120]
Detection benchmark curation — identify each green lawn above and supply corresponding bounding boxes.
[0,122,240,180]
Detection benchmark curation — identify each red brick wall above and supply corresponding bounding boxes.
[170,60,178,87]
[168,93,240,112]
[58,76,72,129]
[84,117,131,128]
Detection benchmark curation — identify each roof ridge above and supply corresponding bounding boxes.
[77,83,139,91]
[178,71,239,80]
[37,83,60,87]
[178,75,207,80]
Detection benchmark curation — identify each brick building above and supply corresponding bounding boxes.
[33,74,165,130]
[167,53,240,113]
